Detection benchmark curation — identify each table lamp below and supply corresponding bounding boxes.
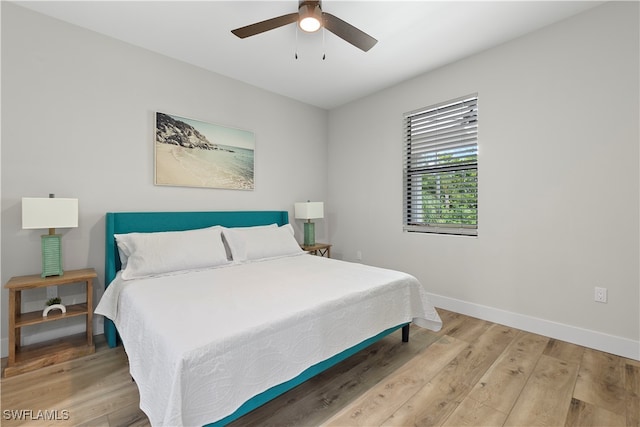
[294,201,324,246]
[22,195,78,278]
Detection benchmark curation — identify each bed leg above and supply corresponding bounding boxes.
[402,324,410,342]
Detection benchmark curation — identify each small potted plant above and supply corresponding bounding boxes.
[43,296,66,317]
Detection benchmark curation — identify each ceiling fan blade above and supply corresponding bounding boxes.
[231,12,299,39]
[323,12,377,52]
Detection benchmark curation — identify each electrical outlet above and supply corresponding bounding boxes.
[594,286,607,303]
[356,250,362,261]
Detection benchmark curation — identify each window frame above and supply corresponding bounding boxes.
[403,94,478,236]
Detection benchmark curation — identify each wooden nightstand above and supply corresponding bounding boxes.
[301,243,332,258]
[3,268,97,377]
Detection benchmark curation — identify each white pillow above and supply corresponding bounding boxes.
[221,223,276,261]
[115,226,229,280]
[117,246,129,270]
[222,224,302,262]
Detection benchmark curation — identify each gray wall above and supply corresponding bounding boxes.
[1,3,328,354]
[2,2,639,360]
[328,2,639,358]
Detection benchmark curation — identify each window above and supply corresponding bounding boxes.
[403,95,478,236]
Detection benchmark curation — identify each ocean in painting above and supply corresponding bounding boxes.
[155,143,254,190]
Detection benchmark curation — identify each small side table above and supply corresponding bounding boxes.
[301,243,332,258]
[3,268,96,377]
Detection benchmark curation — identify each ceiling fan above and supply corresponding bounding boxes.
[231,0,378,52]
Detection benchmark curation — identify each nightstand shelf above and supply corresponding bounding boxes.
[15,303,90,327]
[3,268,96,378]
[301,243,332,258]
[12,333,94,373]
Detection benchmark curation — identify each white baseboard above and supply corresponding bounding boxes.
[429,293,640,361]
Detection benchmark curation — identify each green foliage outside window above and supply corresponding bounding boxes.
[421,169,477,226]
[419,153,477,227]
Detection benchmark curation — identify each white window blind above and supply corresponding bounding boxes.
[403,94,478,236]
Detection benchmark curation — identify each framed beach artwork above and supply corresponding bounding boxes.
[155,112,255,190]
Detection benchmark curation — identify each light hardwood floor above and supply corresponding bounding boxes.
[2,309,638,426]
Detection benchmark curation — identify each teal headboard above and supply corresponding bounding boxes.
[103,210,289,347]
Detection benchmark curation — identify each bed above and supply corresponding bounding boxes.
[97,211,442,426]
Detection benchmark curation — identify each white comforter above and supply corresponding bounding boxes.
[96,254,442,426]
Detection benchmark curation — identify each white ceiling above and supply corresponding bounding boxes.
[15,1,604,109]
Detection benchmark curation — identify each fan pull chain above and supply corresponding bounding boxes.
[295,25,299,59]
[322,27,326,60]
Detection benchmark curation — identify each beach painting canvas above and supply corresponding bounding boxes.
[155,112,255,190]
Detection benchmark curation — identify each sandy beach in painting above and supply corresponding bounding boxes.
[155,143,254,190]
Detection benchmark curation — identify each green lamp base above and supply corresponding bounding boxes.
[41,234,63,277]
[303,221,316,246]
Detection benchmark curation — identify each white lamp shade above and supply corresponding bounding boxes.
[295,202,324,220]
[22,198,78,229]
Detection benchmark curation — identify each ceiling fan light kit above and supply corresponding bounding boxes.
[299,2,322,32]
[231,0,377,52]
